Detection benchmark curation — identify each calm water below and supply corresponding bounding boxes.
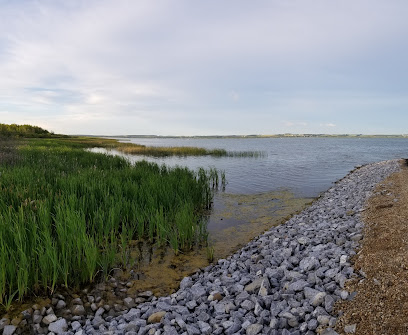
[103,137,408,198]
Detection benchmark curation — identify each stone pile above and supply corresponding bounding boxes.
[0,159,401,335]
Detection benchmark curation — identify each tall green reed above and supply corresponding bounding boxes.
[0,138,223,304]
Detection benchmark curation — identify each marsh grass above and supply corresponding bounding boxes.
[39,136,264,157]
[116,144,264,157]
[0,138,222,305]
[0,137,20,166]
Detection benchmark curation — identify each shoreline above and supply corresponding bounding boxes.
[0,159,401,335]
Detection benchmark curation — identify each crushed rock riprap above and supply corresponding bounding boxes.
[0,159,401,335]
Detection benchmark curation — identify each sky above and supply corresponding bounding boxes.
[1,1,408,135]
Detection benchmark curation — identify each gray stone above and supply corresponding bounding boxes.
[351,233,363,242]
[180,277,193,290]
[325,268,339,279]
[186,300,197,310]
[321,328,340,335]
[344,324,357,333]
[214,302,226,314]
[269,317,278,329]
[2,325,16,335]
[241,299,255,311]
[225,320,242,334]
[340,255,348,265]
[124,308,141,322]
[92,315,105,328]
[197,321,212,335]
[288,317,299,327]
[307,318,318,330]
[32,313,43,324]
[246,323,263,335]
[299,256,319,271]
[186,324,201,335]
[55,300,66,309]
[317,315,330,326]
[259,277,271,296]
[163,325,178,335]
[289,279,310,292]
[325,294,335,312]
[71,305,85,316]
[138,291,153,298]
[48,319,68,334]
[71,298,83,305]
[71,321,81,331]
[42,314,57,325]
[123,297,135,308]
[244,278,264,294]
[0,318,10,330]
[175,317,186,329]
[304,287,326,306]
[190,284,207,299]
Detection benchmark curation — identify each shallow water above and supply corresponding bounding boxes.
[97,137,408,197]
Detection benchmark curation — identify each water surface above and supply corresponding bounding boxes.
[97,137,408,197]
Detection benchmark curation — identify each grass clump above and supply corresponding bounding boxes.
[0,137,221,305]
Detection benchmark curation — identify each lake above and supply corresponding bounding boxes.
[97,137,408,197]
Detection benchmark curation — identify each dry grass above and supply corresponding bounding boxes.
[335,160,408,335]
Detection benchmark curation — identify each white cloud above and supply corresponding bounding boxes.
[0,1,408,134]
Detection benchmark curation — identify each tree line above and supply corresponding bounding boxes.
[0,123,55,137]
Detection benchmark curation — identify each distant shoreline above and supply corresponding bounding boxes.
[77,134,408,139]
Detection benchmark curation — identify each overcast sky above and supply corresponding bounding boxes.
[1,1,408,135]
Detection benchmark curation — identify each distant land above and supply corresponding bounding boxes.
[82,134,408,139]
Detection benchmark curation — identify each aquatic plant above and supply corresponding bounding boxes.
[206,245,215,263]
[0,138,223,304]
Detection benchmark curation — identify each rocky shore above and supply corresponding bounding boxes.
[0,159,401,335]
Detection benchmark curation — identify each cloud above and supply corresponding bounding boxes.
[229,90,240,102]
[284,121,308,127]
[0,1,408,134]
[320,123,336,127]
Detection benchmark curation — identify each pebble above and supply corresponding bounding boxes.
[42,314,57,325]
[71,305,85,316]
[147,311,166,324]
[48,319,68,334]
[2,325,16,335]
[344,324,357,333]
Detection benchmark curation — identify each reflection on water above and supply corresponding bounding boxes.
[90,137,408,197]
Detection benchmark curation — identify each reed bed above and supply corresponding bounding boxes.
[0,138,221,305]
[116,144,265,157]
[36,137,265,157]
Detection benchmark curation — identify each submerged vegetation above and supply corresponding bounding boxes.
[0,134,225,305]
